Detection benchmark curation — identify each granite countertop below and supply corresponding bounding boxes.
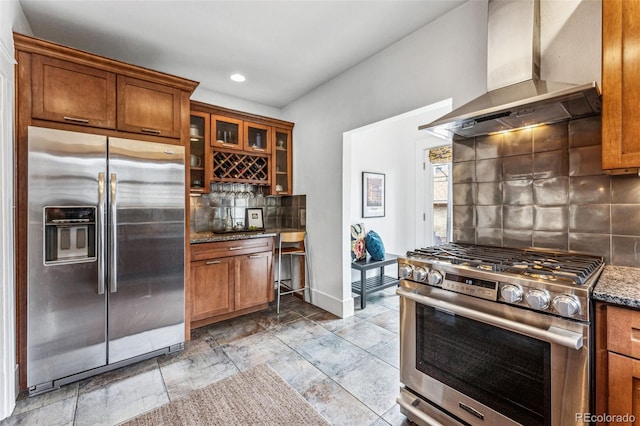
[593,265,640,309]
[190,228,301,244]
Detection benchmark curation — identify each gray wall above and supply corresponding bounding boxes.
[452,115,640,266]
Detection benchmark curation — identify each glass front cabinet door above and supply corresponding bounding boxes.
[189,111,210,193]
[244,122,271,154]
[271,127,292,195]
[211,114,243,151]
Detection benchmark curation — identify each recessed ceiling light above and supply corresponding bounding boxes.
[230,73,246,82]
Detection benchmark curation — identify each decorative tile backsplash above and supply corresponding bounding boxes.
[190,187,306,233]
[452,116,640,266]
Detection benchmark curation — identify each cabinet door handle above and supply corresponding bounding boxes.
[64,116,89,124]
[141,128,162,135]
[249,254,262,259]
[251,147,265,152]
[222,143,236,147]
[206,260,221,265]
[229,246,243,251]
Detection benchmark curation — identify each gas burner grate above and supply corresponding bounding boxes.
[407,243,604,286]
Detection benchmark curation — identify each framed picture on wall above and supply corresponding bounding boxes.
[362,172,385,218]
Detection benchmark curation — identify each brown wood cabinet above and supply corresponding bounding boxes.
[189,111,211,193]
[191,101,294,195]
[31,54,117,129]
[595,302,640,425]
[14,32,198,391]
[116,75,182,138]
[272,127,292,195]
[191,257,235,321]
[235,251,273,310]
[189,237,274,330]
[602,0,640,174]
[211,114,244,151]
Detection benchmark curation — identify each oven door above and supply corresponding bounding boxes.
[397,281,591,426]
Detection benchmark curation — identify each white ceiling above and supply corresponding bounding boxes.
[18,0,466,109]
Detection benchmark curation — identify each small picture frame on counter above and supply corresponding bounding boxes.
[245,208,264,230]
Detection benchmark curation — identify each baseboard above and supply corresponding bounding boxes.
[310,288,354,318]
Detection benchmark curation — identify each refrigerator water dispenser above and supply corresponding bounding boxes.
[44,206,96,264]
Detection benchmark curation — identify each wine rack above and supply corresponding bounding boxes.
[212,150,269,184]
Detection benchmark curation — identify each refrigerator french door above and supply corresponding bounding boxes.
[27,126,185,394]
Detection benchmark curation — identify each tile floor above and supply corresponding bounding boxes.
[0,287,411,425]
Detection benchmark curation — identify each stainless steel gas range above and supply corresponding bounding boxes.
[396,243,604,426]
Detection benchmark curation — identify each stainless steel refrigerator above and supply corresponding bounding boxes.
[27,126,185,394]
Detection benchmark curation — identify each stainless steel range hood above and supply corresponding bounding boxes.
[420,0,601,140]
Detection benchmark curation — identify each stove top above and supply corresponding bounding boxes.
[398,243,605,321]
[406,243,603,286]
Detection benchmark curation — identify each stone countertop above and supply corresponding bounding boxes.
[593,265,640,309]
[190,228,301,244]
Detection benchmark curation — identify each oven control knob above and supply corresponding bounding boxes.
[414,267,427,282]
[553,295,581,317]
[427,270,443,286]
[500,284,522,303]
[525,289,551,310]
[398,264,413,279]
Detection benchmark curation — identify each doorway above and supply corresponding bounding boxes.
[342,99,452,316]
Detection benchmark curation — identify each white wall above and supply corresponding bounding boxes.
[192,86,283,119]
[0,0,31,420]
[282,0,489,316]
[280,0,602,317]
[541,0,602,85]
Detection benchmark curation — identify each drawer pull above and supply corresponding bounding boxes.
[141,128,162,135]
[249,254,262,259]
[229,246,243,251]
[206,260,221,265]
[64,116,90,124]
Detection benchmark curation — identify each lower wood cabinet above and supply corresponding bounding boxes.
[596,302,640,425]
[607,351,640,423]
[191,257,235,321]
[189,237,273,329]
[235,252,273,310]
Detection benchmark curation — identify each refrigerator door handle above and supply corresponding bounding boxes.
[97,172,105,295]
[109,173,118,293]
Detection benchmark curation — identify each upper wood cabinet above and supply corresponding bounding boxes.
[15,32,198,143]
[116,76,182,138]
[602,0,640,173]
[272,127,292,195]
[189,111,211,193]
[211,114,244,151]
[244,122,271,154]
[191,101,294,195]
[31,54,117,129]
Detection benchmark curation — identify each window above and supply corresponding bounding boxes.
[426,146,451,246]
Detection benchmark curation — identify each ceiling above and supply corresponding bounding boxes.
[18,0,466,109]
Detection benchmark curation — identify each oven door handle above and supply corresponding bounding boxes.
[397,287,583,350]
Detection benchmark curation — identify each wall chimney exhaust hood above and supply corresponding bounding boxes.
[420,0,601,140]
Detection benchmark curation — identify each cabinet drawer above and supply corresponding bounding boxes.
[117,75,182,138]
[191,237,273,261]
[607,305,640,358]
[32,54,116,129]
